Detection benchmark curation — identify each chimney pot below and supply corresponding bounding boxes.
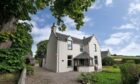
[51,23,56,33]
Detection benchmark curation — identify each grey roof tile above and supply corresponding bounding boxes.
[74,52,93,59]
[55,32,93,45]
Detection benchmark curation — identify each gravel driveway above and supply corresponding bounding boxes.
[26,66,81,84]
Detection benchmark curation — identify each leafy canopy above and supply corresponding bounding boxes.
[35,40,48,59]
[0,0,95,30]
[0,23,32,72]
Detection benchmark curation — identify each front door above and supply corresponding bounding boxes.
[74,60,78,71]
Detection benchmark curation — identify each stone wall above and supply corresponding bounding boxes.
[18,68,26,84]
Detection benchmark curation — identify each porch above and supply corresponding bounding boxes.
[74,52,95,72]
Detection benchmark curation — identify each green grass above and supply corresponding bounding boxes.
[111,55,140,59]
[94,71,121,84]
[103,66,120,73]
[79,66,122,84]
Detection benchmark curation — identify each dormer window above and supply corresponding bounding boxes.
[67,37,73,50]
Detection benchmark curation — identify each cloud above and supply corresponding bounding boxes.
[30,20,51,56]
[31,21,51,44]
[128,2,140,15]
[31,19,90,56]
[89,0,102,10]
[118,42,140,55]
[115,23,139,30]
[105,0,113,7]
[63,16,75,28]
[58,29,90,39]
[104,32,132,45]
[63,16,92,29]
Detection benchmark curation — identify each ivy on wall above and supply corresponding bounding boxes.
[0,23,33,73]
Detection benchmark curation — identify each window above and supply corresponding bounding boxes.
[68,41,72,50]
[95,56,98,65]
[94,44,97,52]
[67,55,73,67]
[80,44,83,52]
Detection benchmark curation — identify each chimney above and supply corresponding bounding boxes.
[83,36,86,39]
[51,23,56,33]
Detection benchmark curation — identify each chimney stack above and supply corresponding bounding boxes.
[51,23,56,33]
[83,36,86,39]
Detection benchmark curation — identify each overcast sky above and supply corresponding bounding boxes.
[31,0,140,56]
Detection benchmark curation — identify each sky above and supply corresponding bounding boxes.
[30,0,140,56]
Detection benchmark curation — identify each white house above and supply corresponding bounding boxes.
[43,25,102,72]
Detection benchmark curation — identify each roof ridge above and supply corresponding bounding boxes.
[56,32,82,40]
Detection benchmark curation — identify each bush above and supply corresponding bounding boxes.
[102,57,114,66]
[26,65,34,76]
[122,59,135,63]
[134,59,140,64]
[120,63,139,84]
[78,73,96,84]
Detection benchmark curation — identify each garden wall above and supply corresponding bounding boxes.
[18,68,26,84]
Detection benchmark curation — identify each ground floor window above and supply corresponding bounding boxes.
[79,59,90,66]
[67,55,73,67]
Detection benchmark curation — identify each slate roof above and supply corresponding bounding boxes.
[74,52,93,59]
[83,36,93,45]
[101,51,110,59]
[55,32,93,45]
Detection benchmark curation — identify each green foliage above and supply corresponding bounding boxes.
[134,59,140,64]
[120,63,139,84]
[122,59,140,64]
[0,0,95,30]
[102,57,114,66]
[78,73,96,84]
[26,65,34,76]
[0,33,11,42]
[35,40,48,59]
[78,67,121,84]
[0,23,32,73]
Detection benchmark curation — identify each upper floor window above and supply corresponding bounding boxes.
[94,56,98,65]
[94,44,97,52]
[67,37,73,50]
[80,44,83,52]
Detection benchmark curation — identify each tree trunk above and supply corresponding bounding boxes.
[0,17,17,49]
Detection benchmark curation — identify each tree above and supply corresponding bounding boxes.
[35,40,48,59]
[120,63,140,84]
[0,0,95,72]
[35,40,48,67]
[102,57,114,66]
[0,0,95,32]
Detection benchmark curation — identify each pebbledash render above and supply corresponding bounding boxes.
[43,25,102,72]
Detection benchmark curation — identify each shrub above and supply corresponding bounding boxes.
[134,59,140,64]
[122,59,135,63]
[78,73,96,84]
[102,57,114,66]
[120,63,139,84]
[26,65,34,76]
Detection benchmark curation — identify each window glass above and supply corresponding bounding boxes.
[68,40,72,50]
[67,55,72,67]
[94,44,97,52]
[95,56,98,65]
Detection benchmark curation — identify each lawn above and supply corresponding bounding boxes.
[0,73,20,84]
[79,66,122,84]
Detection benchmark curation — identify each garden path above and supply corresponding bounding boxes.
[26,66,81,84]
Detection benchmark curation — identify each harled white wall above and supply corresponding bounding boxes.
[44,33,57,72]
[57,40,81,72]
[88,36,102,70]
